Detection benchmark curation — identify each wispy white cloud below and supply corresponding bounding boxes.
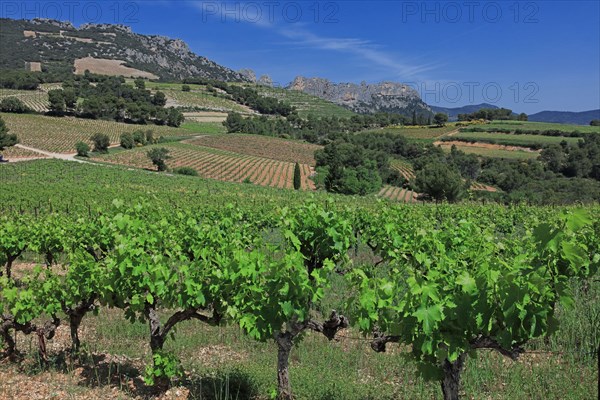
[277,27,439,78]
[188,1,438,80]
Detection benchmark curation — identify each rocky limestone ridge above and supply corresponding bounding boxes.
[237,69,274,87]
[287,76,431,115]
[80,23,132,33]
[2,17,248,82]
[31,18,74,29]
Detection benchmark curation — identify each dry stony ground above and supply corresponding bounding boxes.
[0,266,244,400]
[0,321,245,400]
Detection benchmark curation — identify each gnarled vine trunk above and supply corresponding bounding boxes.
[441,354,466,400]
[65,297,95,354]
[274,312,349,400]
[0,314,60,363]
[143,303,221,391]
[3,253,21,280]
[275,332,294,400]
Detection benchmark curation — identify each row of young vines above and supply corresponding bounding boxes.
[0,200,598,400]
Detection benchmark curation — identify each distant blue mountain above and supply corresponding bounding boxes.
[429,103,499,121]
[527,109,600,125]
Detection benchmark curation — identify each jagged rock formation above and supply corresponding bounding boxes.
[238,69,257,83]
[258,75,274,87]
[0,17,249,81]
[287,76,431,116]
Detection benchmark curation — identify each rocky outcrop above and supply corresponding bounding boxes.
[238,69,257,83]
[287,76,431,116]
[31,18,74,30]
[258,75,274,87]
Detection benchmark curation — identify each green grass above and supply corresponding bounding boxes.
[180,121,226,135]
[452,131,581,148]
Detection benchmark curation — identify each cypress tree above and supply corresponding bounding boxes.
[293,163,301,190]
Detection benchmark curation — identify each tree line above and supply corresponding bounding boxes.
[458,108,528,121]
[46,74,184,126]
[0,69,73,90]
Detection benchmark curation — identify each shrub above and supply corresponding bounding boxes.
[181,84,191,92]
[90,133,110,153]
[75,141,90,157]
[0,97,30,113]
[173,166,198,176]
[120,132,135,149]
[145,130,155,145]
[146,147,171,171]
[133,130,147,146]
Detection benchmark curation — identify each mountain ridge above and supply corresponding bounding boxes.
[286,76,432,117]
[527,109,600,125]
[0,17,248,82]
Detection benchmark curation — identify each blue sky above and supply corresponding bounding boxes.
[3,1,599,113]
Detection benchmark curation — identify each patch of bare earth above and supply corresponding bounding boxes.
[434,140,539,153]
[74,58,158,80]
[25,62,42,72]
[470,182,498,192]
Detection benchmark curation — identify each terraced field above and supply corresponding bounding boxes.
[187,134,321,165]
[253,85,356,118]
[161,89,252,113]
[378,185,419,203]
[390,159,415,180]
[0,89,49,112]
[471,182,498,192]
[0,113,200,153]
[92,142,316,190]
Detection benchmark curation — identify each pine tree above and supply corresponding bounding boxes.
[293,163,302,190]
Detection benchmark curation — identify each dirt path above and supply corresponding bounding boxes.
[14,144,83,162]
[9,143,123,164]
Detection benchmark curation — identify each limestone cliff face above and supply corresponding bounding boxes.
[287,76,432,115]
